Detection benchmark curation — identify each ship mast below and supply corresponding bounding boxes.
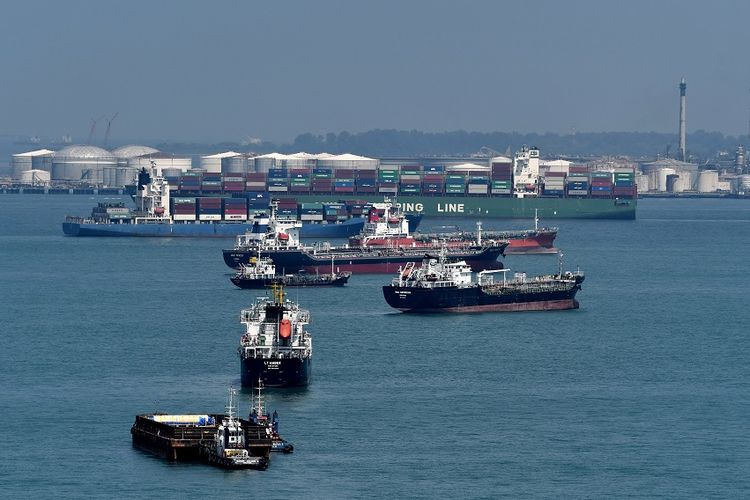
[226,386,238,423]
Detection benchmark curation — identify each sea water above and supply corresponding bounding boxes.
[1,195,749,498]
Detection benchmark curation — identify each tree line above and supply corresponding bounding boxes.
[158,129,748,160]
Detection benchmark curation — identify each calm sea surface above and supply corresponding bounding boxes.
[1,195,749,498]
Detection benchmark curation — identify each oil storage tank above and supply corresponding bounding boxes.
[221,153,253,175]
[51,145,116,184]
[201,151,240,173]
[697,170,719,193]
[20,169,51,185]
[128,152,192,175]
[11,149,55,180]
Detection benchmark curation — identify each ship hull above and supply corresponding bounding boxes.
[382,283,581,313]
[224,246,505,273]
[240,357,311,388]
[62,217,364,238]
[290,194,635,219]
[504,230,558,254]
[231,273,350,288]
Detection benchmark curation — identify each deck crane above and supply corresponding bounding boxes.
[103,112,119,147]
[86,114,106,145]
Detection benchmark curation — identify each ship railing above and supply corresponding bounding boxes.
[64,216,94,223]
[482,281,574,295]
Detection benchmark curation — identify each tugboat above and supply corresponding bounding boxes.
[248,380,294,453]
[383,251,584,313]
[199,387,270,469]
[131,387,272,466]
[231,253,351,288]
[238,284,312,388]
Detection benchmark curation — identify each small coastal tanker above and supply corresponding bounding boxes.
[238,285,313,388]
[383,253,584,313]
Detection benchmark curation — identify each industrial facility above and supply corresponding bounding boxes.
[3,78,750,196]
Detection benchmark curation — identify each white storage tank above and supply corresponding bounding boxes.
[635,173,650,192]
[221,153,252,175]
[11,149,55,179]
[657,167,676,192]
[697,170,719,193]
[201,151,240,173]
[285,152,318,169]
[112,145,160,166]
[317,153,378,170]
[129,152,192,174]
[51,145,116,183]
[446,163,491,175]
[739,175,750,193]
[253,153,288,173]
[102,166,117,187]
[20,169,51,185]
[115,167,138,187]
[667,174,690,193]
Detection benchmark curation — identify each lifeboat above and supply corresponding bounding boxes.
[279,318,292,339]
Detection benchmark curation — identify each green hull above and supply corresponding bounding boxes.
[291,194,636,219]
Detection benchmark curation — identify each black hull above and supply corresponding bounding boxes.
[224,245,506,273]
[231,273,350,289]
[382,282,582,313]
[241,357,311,388]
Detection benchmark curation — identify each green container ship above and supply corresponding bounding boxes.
[289,194,635,219]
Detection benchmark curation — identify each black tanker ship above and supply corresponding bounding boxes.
[383,254,584,313]
[238,285,312,388]
[223,200,508,273]
[225,243,507,274]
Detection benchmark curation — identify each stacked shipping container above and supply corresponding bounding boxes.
[613,170,636,197]
[197,197,222,220]
[491,160,512,195]
[161,164,638,201]
[542,172,565,196]
[172,197,197,221]
[589,172,613,197]
[223,198,248,220]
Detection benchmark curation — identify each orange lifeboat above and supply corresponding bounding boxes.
[278,232,289,240]
[279,319,292,339]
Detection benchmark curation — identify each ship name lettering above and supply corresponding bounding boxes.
[437,203,465,213]
[396,202,424,213]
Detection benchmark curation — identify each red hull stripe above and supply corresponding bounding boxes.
[399,299,579,313]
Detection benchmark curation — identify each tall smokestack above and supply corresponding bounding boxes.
[679,78,686,161]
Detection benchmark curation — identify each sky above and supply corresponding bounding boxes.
[2,0,750,144]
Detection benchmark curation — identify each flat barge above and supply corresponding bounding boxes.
[131,413,272,463]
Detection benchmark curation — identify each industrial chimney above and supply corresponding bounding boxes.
[679,78,686,161]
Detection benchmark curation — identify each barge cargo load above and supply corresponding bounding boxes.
[130,412,272,463]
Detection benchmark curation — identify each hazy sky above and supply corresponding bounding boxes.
[2,0,750,144]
